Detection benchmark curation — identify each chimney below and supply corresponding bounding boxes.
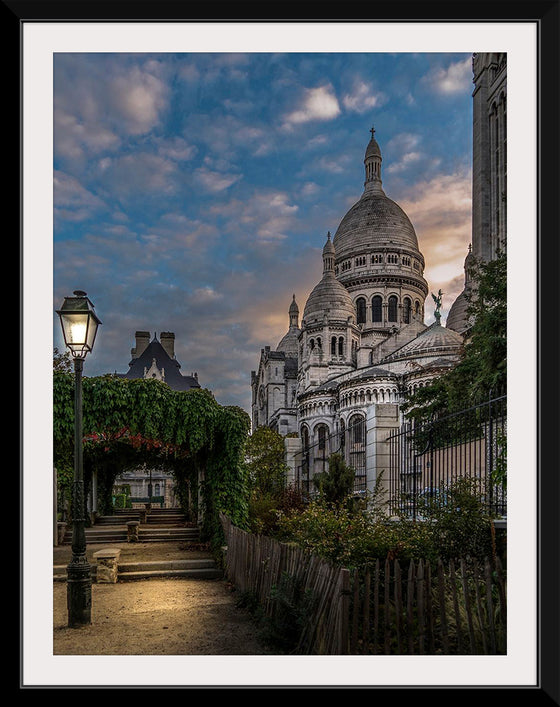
[160,332,175,359]
[131,331,150,359]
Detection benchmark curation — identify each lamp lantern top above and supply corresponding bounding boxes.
[56,290,102,359]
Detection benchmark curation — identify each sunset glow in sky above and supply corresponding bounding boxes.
[53,51,474,413]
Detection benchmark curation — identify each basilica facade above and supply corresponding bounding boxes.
[251,128,465,490]
[250,53,506,495]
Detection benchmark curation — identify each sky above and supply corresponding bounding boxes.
[53,51,474,414]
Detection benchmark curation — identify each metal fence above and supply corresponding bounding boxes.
[294,392,506,517]
[386,392,507,518]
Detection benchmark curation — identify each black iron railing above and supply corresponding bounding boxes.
[297,415,367,498]
[386,392,507,518]
[294,391,506,517]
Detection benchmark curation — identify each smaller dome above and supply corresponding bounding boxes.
[446,245,475,334]
[276,328,299,355]
[277,294,300,354]
[446,291,472,334]
[383,323,463,362]
[303,276,356,325]
[303,234,355,325]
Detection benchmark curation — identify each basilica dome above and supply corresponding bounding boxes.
[334,191,420,259]
[326,129,428,332]
[333,128,420,260]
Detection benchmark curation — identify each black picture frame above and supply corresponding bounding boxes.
[11,1,559,700]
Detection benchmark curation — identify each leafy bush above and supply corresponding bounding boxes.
[248,484,306,536]
[276,477,495,568]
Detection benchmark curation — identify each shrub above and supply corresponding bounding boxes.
[276,477,495,568]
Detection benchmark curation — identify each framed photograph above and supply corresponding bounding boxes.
[15,3,558,698]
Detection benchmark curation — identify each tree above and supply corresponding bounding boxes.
[313,453,355,506]
[403,249,507,424]
[53,347,72,373]
[245,426,288,496]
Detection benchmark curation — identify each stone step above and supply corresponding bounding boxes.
[54,559,222,582]
[119,559,216,573]
[62,519,200,544]
[117,568,222,581]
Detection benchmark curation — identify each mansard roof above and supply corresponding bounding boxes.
[122,336,200,391]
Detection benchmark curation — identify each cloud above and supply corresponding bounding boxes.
[422,57,472,95]
[194,166,242,193]
[342,80,387,113]
[209,190,299,244]
[55,110,120,160]
[191,286,223,303]
[54,170,106,222]
[54,55,170,162]
[96,153,179,197]
[396,170,472,318]
[155,136,197,162]
[107,65,169,134]
[283,85,341,128]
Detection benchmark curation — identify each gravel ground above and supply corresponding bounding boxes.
[53,542,274,656]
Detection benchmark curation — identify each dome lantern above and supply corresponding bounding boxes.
[364,125,383,193]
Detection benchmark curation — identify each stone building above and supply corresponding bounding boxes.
[119,330,201,391]
[251,54,507,500]
[471,52,507,263]
[447,52,507,335]
[251,128,464,497]
[112,331,202,508]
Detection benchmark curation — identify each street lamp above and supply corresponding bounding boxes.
[56,290,101,627]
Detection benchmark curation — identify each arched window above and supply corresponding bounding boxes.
[317,337,322,349]
[356,297,366,324]
[348,414,365,446]
[317,425,327,451]
[403,297,411,324]
[338,337,344,357]
[372,295,383,323]
[301,426,309,451]
[331,336,337,356]
[309,338,315,350]
[388,295,398,322]
[415,300,421,316]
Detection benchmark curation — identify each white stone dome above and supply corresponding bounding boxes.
[303,234,355,325]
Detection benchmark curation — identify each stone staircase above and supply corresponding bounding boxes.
[61,507,199,545]
[56,506,223,582]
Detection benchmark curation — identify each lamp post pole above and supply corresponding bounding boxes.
[67,354,92,626]
[56,290,101,627]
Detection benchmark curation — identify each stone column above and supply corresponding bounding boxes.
[284,436,303,487]
[366,403,400,511]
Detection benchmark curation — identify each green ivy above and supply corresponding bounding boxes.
[53,372,251,546]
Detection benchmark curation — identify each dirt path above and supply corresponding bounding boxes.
[53,542,274,656]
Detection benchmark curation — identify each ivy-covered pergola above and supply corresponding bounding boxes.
[53,372,251,549]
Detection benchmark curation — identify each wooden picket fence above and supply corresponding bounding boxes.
[220,514,507,655]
